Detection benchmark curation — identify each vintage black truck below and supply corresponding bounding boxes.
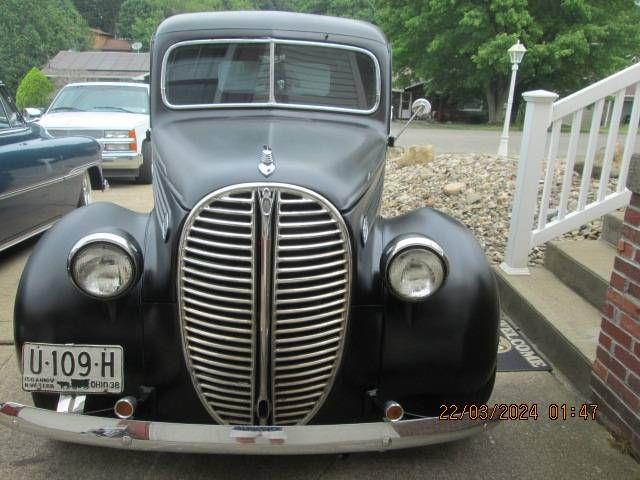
[1,11,500,453]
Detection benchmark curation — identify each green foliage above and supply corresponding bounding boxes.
[116,0,375,50]
[375,0,640,123]
[0,0,89,94]
[15,68,55,109]
[117,0,258,50]
[72,0,123,33]
[294,0,375,20]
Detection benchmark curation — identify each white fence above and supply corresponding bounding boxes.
[501,62,640,274]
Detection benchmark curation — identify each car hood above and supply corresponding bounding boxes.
[155,116,387,212]
[38,112,148,130]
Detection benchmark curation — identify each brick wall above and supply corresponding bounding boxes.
[592,154,640,457]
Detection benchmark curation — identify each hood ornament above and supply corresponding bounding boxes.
[258,145,275,177]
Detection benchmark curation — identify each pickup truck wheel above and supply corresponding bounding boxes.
[137,140,152,184]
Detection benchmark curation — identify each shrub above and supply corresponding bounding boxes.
[15,68,54,109]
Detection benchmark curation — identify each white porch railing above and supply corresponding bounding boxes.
[501,62,640,274]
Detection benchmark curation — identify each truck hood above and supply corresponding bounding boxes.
[38,112,148,130]
[155,116,387,212]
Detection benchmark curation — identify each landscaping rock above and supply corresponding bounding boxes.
[573,142,623,179]
[466,191,481,204]
[386,146,405,160]
[382,152,616,266]
[396,145,434,167]
[443,182,465,196]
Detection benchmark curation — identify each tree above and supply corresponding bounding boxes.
[0,0,89,94]
[15,68,55,109]
[116,0,375,50]
[72,0,124,34]
[295,0,376,20]
[376,0,640,123]
[117,0,258,50]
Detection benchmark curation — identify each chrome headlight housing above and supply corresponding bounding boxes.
[382,234,447,302]
[68,233,141,299]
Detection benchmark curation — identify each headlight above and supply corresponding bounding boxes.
[68,233,141,299]
[382,235,447,302]
[104,130,131,139]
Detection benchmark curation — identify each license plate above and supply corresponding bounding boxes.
[22,343,123,394]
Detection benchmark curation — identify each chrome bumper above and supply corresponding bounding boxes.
[101,152,143,171]
[0,402,497,454]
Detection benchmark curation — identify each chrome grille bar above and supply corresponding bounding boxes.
[272,188,351,426]
[179,188,256,425]
[178,184,351,426]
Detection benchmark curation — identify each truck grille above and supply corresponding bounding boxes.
[178,184,351,425]
[46,128,104,139]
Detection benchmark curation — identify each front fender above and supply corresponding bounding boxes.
[376,207,500,398]
[14,202,150,393]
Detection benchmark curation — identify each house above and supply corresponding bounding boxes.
[392,80,487,122]
[42,51,150,88]
[90,28,132,52]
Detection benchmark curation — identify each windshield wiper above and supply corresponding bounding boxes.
[50,106,85,112]
[92,106,136,113]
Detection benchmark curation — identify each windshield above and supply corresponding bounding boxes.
[163,40,379,112]
[49,85,149,114]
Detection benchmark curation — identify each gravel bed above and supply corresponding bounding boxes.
[381,151,615,266]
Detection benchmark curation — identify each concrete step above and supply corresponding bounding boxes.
[544,239,615,311]
[601,211,624,247]
[495,266,602,398]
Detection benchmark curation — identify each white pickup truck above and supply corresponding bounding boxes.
[37,82,151,183]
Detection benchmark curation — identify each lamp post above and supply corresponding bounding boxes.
[497,40,527,157]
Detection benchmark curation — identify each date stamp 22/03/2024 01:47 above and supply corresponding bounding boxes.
[438,403,599,421]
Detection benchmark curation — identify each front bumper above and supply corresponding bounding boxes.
[0,402,497,454]
[101,152,143,171]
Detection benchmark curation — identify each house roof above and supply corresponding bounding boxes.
[42,51,149,79]
[90,27,112,37]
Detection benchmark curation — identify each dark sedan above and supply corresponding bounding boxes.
[0,82,103,251]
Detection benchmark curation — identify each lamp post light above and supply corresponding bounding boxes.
[497,40,527,157]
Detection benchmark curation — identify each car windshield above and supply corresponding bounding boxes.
[164,41,379,112]
[49,85,149,114]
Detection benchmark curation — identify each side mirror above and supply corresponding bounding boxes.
[23,107,43,122]
[411,98,432,117]
[390,97,432,146]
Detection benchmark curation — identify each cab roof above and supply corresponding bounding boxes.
[155,11,387,45]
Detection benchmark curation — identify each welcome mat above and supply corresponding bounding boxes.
[497,318,551,372]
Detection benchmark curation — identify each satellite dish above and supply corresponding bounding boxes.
[132,42,142,52]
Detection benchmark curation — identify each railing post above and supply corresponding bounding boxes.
[501,90,559,275]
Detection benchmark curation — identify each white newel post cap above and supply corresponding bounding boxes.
[522,90,559,104]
